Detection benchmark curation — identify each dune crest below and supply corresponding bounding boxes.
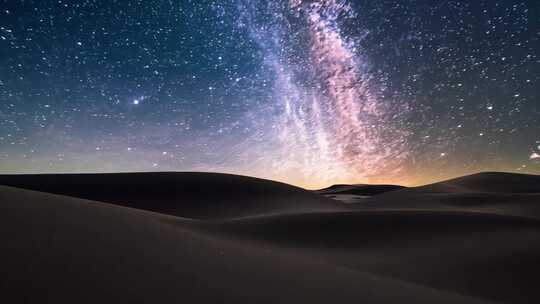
[0,172,345,219]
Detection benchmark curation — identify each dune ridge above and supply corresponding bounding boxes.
[354,172,540,220]
[0,172,345,219]
[316,184,406,196]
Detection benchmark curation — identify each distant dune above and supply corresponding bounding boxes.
[316,184,406,196]
[353,172,540,219]
[1,171,539,304]
[412,172,540,194]
[316,183,406,203]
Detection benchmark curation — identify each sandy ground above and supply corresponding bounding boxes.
[1,171,539,303]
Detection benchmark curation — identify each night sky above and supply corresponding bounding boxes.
[1,0,539,188]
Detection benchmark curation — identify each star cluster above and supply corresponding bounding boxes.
[0,0,538,188]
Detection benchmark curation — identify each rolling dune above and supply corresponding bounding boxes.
[1,172,539,303]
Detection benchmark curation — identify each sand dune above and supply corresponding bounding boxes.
[354,172,540,219]
[411,172,540,194]
[204,210,540,304]
[1,171,539,303]
[317,184,406,196]
[317,183,406,204]
[0,172,344,219]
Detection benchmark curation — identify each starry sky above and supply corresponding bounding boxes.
[0,0,539,189]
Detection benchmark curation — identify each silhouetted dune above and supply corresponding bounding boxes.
[1,171,540,304]
[316,184,406,196]
[354,172,540,219]
[0,172,345,219]
[414,172,540,193]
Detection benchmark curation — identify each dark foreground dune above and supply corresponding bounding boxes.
[1,171,540,304]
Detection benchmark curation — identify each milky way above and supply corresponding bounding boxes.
[0,0,538,188]
[228,0,410,187]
